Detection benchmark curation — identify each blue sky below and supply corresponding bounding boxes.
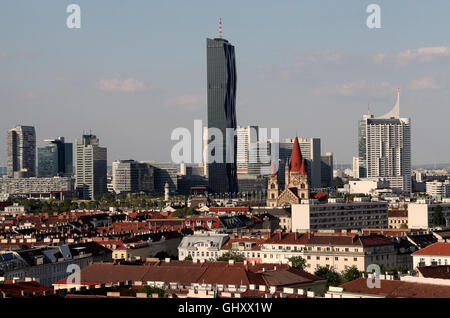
[1,0,449,166]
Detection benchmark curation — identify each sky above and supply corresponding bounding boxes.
[0,0,449,167]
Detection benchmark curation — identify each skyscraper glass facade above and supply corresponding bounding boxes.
[206,37,238,194]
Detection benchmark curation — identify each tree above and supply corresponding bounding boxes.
[333,177,344,188]
[432,205,446,228]
[184,254,193,261]
[314,265,343,287]
[137,285,165,298]
[216,252,244,262]
[343,266,362,282]
[172,207,195,218]
[154,251,176,260]
[288,256,307,270]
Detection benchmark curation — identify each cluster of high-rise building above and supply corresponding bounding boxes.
[1,26,415,203]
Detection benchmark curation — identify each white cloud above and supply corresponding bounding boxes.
[313,80,394,97]
[165,94,206,110]
[96,78,152,92]
[373,47,450,66]
[408,76,447,90]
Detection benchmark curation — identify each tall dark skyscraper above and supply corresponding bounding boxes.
[206,21,238,194]
[7,125,36,178]
[38,137,73,177]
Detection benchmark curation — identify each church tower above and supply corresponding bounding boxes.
[286,137,310,200]
[266,162,279,207]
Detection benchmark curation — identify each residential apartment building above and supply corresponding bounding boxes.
[412,242,450,268]
[0,242,111,286]
[178,232,229,261]
[291,198,389,232]
[426,180,450,200]
[357,90,411,193]
[408,199,450,229]
[388,210,408,229]
[0,176,74,200]
[216,231,398,274]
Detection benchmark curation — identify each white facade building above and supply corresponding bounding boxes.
[349,179,390,195]
[178,232,229,261]
[357,90,411,193]
[426,180,450,199]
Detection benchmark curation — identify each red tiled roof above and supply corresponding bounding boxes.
[417,266,450,279]
[388,210,408,218]
[412,242,450,257]
[54,261,323,289]
[339,277,450,298]
[0,281,53,298]
[264,232,309,245]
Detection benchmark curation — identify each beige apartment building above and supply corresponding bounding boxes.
[388,210,408,229]
[223,231,398,274]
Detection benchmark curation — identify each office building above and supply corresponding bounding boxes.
[237,125,271,176]
[149,162,178,194]
[7,125,36,178]
[321,152,333,187]
[38,137,73,177]
[112,160,154,195]
[357,90,411,192]
[206,25,238,194]
[74,134,107,200]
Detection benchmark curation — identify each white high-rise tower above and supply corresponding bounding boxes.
[357,89,411,193]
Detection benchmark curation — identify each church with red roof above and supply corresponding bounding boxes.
[266,137,310,207]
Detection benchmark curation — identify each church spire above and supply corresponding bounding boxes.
[290,137,307,175]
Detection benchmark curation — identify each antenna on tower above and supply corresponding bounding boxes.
[368,103,370,114]
[219,17,223,39]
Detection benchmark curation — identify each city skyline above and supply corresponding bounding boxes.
[1,1,450,168]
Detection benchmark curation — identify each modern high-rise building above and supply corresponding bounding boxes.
[279,138,321,189]
[236,125,271,176]
[148,162,178,195]
[206,24,238,194]
[352,156,360,179]
[7,125,36,178]
[74,134,107,200]
[321,152,334,187]
[38,137,73,177]
[357,90,411,193]
[112,160,154,195]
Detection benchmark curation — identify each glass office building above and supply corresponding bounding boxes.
[206,36,238,194]
[38,137,73,177]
